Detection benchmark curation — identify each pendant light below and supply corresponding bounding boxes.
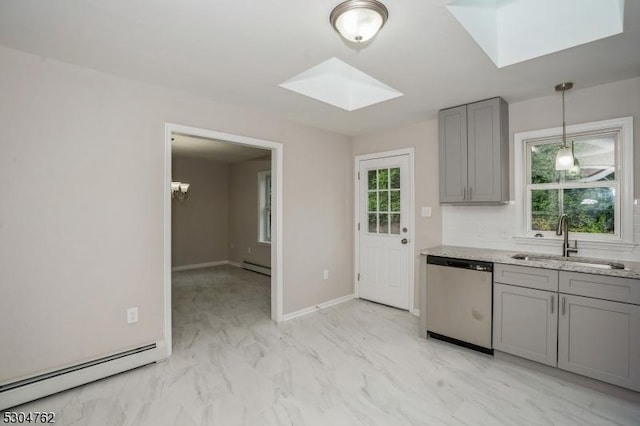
[330,0,389,43]
[555,82,574,171]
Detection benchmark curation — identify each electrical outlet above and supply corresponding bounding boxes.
[323,269,329,280]
[127,307,138,324]
[421,207,432,217]
[477,226,486,238]
[247,247,252,254]
[230,243,234,249]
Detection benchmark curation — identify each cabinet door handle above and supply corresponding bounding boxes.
[561,296,566,316]
[463,187,466,200]
[550,295,555,314]
[469,187,473,200]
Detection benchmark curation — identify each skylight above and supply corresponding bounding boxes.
[279,57,403,111]
[447,0,625,68]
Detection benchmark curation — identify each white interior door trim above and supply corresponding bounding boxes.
[354,148,415,313]
[164,123,284,356]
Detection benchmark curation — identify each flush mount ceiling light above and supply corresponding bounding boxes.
[330,0,388,43]
[555,82,575,171]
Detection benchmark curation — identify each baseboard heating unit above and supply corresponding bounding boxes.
[241,261,271,276]
[0,342,166,410]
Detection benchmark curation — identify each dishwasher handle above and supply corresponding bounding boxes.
[426,255,493,272]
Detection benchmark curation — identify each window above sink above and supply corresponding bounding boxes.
[514,117,635,252]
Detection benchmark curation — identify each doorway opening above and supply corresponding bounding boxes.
[163,123,283,356]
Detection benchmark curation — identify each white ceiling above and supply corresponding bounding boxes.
[172,134,270,163]
[0,0,638,136]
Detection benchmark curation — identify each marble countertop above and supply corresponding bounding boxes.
[420,245,640,280]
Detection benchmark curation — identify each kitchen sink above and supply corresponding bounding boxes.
[511,254,625,270]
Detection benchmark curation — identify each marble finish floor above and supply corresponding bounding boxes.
[13,265,640,425]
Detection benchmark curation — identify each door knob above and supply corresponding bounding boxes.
[401,238,408,244]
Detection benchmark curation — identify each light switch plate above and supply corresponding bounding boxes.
[421,207,432,217]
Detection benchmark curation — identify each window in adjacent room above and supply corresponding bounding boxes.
[258,171,272,243]
[515,117,634,247]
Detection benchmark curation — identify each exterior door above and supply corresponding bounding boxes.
[358,154,410,309]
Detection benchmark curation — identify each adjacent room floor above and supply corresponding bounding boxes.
[13,265,640,425]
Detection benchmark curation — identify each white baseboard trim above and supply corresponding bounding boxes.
[227,261,241,268]
[282,294,355,321]
[0,342,167,410]
[411,308,420,317]
[172,260,236,272]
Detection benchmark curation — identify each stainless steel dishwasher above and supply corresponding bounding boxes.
[426,255,493,354]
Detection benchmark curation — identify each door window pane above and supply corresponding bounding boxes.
[368,191,377,212]
[379,190,389,211]
[390,190,400,212]
[378,169,389,189]
[368,170,377,190]
[390,167,400,188]
[368,214,377,233]
[378,213,389,234]
[390,214,401,234]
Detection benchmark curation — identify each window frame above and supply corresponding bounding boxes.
[257,170,272,244]
[514,117,634,251]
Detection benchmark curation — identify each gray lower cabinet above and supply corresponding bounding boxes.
[493,264,640,391]
[439,97,509,204]
[493,283,558,366]
[558,293,640,392]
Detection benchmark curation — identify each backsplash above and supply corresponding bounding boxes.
[442,201,640,262]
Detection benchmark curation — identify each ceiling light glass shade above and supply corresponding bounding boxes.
[179,183,190,193]
[330,0,388,43]
[555,147,574,170]
[171,182,181,192]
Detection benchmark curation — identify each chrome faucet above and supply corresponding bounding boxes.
[556,214,578,257]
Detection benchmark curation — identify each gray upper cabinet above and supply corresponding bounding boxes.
[439,97,509,204]
[438,105,467,203]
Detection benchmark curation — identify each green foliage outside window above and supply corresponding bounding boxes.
[529,140,615,235]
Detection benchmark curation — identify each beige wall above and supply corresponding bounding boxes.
[283,127,354,313]
[352,119,442,311]
[228,157,271,267]
[171,157,229,267]
[0,46,352,384]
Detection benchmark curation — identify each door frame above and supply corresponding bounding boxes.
[354,148,416,313]
[163,123,284,356]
